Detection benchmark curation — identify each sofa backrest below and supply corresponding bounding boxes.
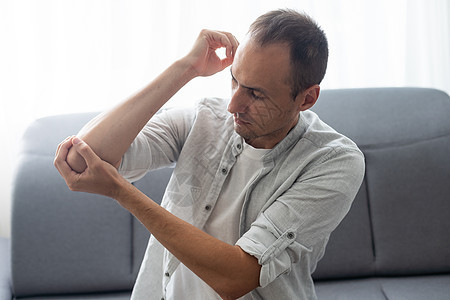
[11,88,450,297]
[312,88,450,280]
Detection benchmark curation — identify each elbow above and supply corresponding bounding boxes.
[208,246,261,299]
[214,272,260,300]
[65,138,122,173]
[218,292,247,300]
[216,282,256,300]
[66,145,87,173]
[219,294,239,300]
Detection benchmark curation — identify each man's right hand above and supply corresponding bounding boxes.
[185,29,239,77]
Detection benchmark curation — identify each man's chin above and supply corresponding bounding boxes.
[234,124,255,141]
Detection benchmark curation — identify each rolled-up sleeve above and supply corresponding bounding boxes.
[236,215,313,287]
[236,148,365,287]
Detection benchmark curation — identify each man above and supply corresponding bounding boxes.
[54,9,364,300]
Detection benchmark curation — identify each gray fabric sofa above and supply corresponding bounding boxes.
[2,87,449,299]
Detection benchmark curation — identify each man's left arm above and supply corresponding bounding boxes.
[54,137,261,300]
[236,148,365,287]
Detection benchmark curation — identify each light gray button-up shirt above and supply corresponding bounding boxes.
[120,97,365,300]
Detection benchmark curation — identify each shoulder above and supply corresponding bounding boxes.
[301,110,362,155]
[196,97,230,120]
[283,110,365,178]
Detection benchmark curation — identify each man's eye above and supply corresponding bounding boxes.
[251,90,264,100]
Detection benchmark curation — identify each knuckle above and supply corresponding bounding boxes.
[77,144,89,155]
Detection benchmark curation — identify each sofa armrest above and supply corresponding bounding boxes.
[0,237,12,300]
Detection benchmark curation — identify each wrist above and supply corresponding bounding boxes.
[176,56,201,80]
[111,175,133,202]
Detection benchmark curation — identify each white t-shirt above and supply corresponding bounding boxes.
[166,142,270,299]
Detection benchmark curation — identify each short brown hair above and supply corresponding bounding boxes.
[248,9,328,98]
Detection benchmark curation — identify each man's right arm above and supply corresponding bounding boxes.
[67,30,238,173]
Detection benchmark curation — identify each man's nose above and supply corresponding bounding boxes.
[228,88,248,114]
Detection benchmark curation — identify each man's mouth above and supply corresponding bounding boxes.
[234,113,251,125]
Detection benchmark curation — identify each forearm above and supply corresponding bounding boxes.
[67,58,197,172]
[115,180,261,299]
[56,136,259,297]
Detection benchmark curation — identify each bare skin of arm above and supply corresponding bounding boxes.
[56,30,262,298]
[67,30,239,173]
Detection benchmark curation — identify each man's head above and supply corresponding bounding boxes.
[228,9,328,149]
[248,9,328,98]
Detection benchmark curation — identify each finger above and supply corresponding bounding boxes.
[55,136,74,156]
[206,31,236,69]
[219,31,239,58]
[72,137,100,166]
[203,30,234,58]
[54,137,76,177]
[221,57,234,69]
[219,33,234,59]
[54,136,73,164]
[230,34,239,57]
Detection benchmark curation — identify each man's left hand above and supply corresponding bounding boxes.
[54,136,126,198]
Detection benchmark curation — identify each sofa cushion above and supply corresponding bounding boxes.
[315,275,450,300]
[12,153,134,297]
[315,277,388,299]
[314,88,450,148]
[0,237,12,300]
[380,275,450,299]
[365,137,450,275]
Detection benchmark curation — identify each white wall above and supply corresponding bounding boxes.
[1,0,449,238]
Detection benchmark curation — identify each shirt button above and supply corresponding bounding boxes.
[237,144,242,150]
[205,205,211,211]
[221,168,228,175]
[165,272,170,277]
[287,232,295,239]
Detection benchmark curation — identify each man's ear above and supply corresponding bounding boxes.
[295,84,320,111]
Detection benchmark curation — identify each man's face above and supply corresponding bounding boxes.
[228,38,306,149]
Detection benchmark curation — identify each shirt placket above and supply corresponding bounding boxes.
[195,135,242,228]
[161,135,243,299]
